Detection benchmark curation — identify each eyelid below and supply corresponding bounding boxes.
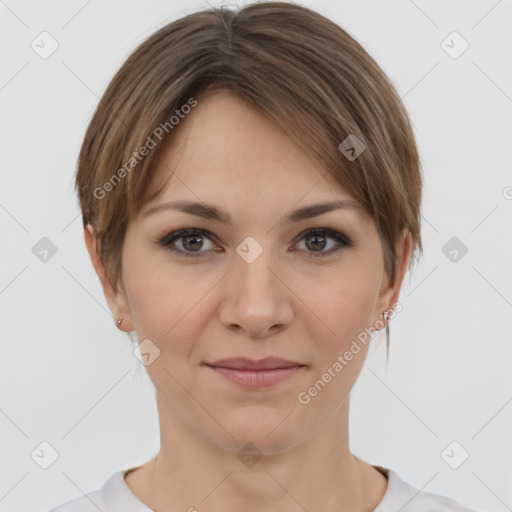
[157,228,218,258]
[293,226,352,244]
[157,227,353,258]
[291,227,353,258]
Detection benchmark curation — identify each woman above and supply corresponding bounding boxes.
[51,2,478,511]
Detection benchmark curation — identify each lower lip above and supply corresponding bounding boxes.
[205,365,304,389]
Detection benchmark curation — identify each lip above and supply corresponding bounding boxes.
[204,357,306,389]
[205,356,304,370]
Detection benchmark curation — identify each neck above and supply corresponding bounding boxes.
[126,392,387,512]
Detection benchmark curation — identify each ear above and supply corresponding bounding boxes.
[84,224,134,332]
[372,229,413,329]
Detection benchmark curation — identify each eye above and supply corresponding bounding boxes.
[157,227,353,258]
[292,228,353,258]
[158,228,218,258]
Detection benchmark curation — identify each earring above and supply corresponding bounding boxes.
[383,310,390,324]
[116,315,123,327]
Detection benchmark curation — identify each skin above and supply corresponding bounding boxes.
[85,90,412,512]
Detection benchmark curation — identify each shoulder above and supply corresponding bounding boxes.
[48,469,149,512]
[374,466,480,512]
[49,487,106,512]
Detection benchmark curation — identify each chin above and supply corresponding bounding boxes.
[207,414,307,456]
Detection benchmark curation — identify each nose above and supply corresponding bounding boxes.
[218,239,294,339]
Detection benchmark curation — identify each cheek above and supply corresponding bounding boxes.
[335,282,378,340]
[122,248,176,335]
[296,272,379,415]
[296,262,380,346]
[126,274,168,333]
[123,252,217,348]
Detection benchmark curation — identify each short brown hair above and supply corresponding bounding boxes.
[76,1,423,349]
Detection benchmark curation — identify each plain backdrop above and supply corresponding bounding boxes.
[1,0,511,511]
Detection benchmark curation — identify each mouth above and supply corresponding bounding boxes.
[204,357,307,389]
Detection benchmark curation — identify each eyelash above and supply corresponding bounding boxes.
[157,228,353,259]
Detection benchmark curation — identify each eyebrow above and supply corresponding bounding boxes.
[142,199,367,225]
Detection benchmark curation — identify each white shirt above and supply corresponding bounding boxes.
[49,465,479,511]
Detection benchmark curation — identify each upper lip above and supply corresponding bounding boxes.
[205,357,305,370]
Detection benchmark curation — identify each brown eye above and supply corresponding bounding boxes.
[294,228,352,258]
[181,234,205,252]
[304,233,328,251]
[158,227,352,259]
[159,229,216,257]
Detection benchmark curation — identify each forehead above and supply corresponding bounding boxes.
[144,90,365,222]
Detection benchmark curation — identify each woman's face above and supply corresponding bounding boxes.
[95,90,409,454]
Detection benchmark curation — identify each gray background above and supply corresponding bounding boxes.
[1,0,511,510]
